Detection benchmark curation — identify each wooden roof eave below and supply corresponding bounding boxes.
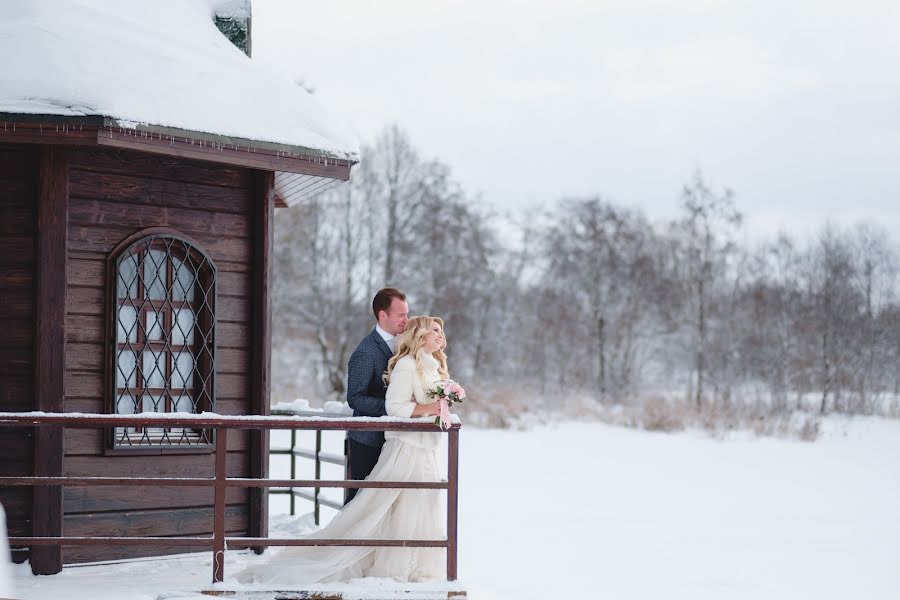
[0,113,357,184]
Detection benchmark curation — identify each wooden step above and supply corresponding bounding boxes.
[185,586,467,600]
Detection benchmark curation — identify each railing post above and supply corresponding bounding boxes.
[289,428,297,516]
[212,427,228,583]
[447,427,459,581]
[314,429,322,525]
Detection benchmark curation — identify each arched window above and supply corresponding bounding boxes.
[108,230,216,448]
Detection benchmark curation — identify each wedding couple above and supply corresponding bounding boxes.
[237,288,457,584]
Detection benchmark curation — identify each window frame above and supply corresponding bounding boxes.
[104,227,218,456]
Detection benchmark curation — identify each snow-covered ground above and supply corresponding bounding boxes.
[8,417,900,599]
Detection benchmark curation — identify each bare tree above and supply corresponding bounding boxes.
[674,172,742,409]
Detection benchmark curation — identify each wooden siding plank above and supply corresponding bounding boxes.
[0,177,35,203]
[0,488,32,516]
[65,286,103,315]
[217,348,249,375]
[65,343,102,372]
[63,371,102,399]
[68,147,251,189]
[0,267,32,290]
[67,257,104,288]
[0,319,32,346]
[64,314,103,344]
[64,453,249,478]
[218,322,251,347]
[63,504,248,537]
[62,531,248,563]
[68,223,251,264]
[0,374,32,409]
[218,271,250,297]
[69,197,251,238]
[217,260,251,274]
[0,289,32,319]
[68,169,251,214]
[0,204,35,234]
[0,433,32,462]
[0,236,35,265]
[63,485,249,513]
[0,349,32,378]
[0,147,36,177]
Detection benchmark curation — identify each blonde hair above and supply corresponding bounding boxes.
[384,316,449,384]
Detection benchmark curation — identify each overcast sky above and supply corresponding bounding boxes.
[253,0,900,242]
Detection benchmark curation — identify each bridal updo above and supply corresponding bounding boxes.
[384,316,449,384]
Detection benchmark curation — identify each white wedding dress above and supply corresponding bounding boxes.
[235,351,446,584]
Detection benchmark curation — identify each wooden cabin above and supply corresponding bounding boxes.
[0,0,358,574]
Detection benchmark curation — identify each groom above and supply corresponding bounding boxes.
[345,287,409,503]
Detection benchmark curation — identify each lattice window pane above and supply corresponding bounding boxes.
[115,393,138,415]
[117,305,137,343]
[142,350,167,389]
[169,394,195,436]
[142,394,165,437]
[142,393,163,413]
[117,253,139,299]
[143,249,168,300]
[172,351,194,389]
[173,395,194,413]
[116,349,137,388]
[145,311,164,341]
[114,393,138,442]
[173,256,196,302]
[173,308,195,345]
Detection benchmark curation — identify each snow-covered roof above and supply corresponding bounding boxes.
[0,0,359,162]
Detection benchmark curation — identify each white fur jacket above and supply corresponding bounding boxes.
[384,352,442,449]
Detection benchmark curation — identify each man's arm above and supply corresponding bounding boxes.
[346,349,387,417]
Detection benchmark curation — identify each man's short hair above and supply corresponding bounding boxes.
[372,287,407,319]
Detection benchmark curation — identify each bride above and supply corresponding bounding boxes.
[236,316,455,584]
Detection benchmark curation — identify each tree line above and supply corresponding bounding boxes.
[272,125,900,423]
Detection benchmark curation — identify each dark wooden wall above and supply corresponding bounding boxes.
[62,147,257,563]
[0,144,37,562]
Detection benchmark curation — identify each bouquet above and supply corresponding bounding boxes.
[426,379,466,430]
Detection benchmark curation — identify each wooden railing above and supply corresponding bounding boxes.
[0,412,460,584]
[268,407,352,522]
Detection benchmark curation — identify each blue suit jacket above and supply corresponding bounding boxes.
[346,328,393,447]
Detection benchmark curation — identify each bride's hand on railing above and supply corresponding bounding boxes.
[411,403,441,417]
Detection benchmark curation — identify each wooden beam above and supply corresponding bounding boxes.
[0,119,354,180]
[32,146,68,575]
[248,170,273,552]
[96,133,351,179]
